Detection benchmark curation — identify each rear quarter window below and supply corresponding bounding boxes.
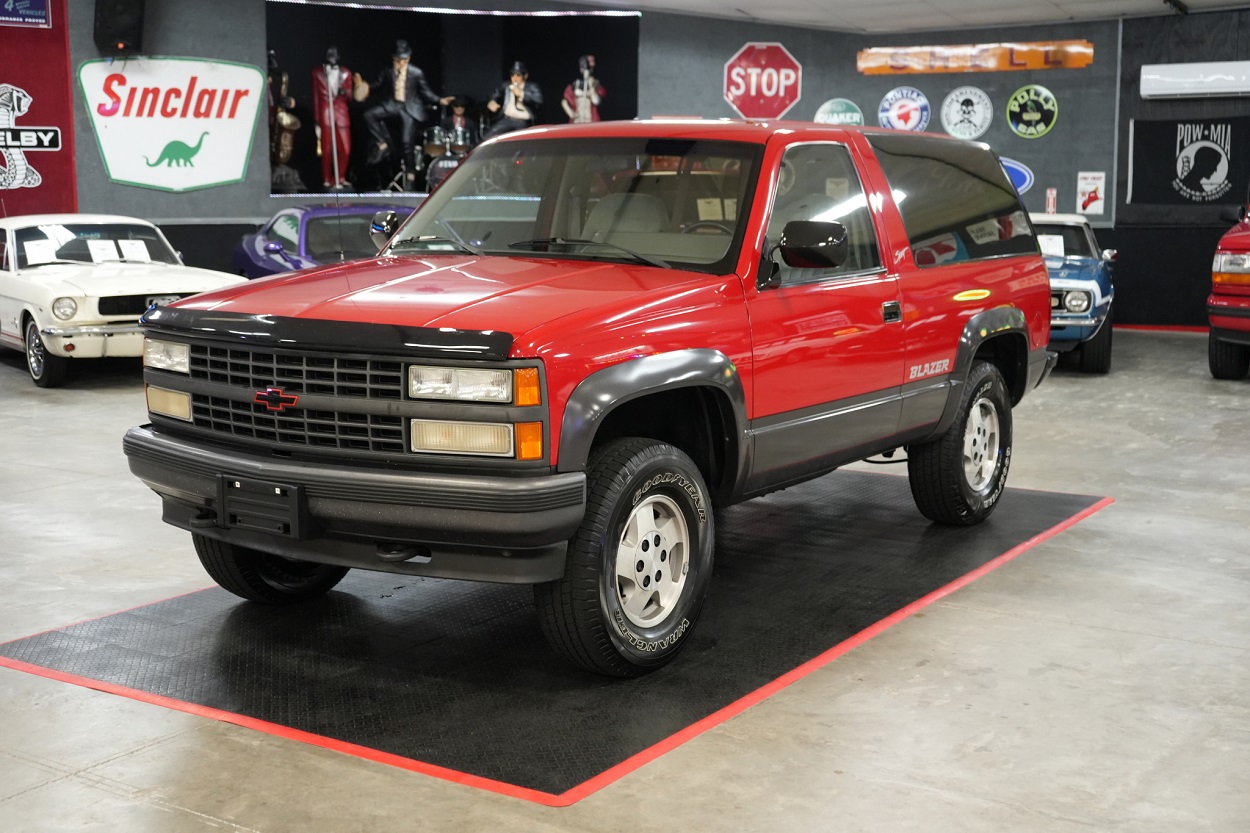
[867,133,1038,267]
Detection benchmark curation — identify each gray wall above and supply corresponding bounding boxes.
[640,14,1121,225]
[70,1,1121,225]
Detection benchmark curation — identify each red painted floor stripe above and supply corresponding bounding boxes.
[0,654,566,806]
[557,495,1116,805]
[0,496,1114,808]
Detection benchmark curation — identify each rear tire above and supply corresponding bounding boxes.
[25,318,67,388]
[908,360,1012,526]
[1078,307,1113,374]
[193,534,349,604]
[1208,331,1250,380]
[535,438,714,677]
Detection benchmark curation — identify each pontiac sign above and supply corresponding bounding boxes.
[78,57,264,192]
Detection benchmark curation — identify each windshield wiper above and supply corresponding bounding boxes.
[388,235,473,255]
[389,218,483,256]
[508,238,670,269]
[24,259,82,268]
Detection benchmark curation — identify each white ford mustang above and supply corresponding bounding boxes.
[0,214,246,387]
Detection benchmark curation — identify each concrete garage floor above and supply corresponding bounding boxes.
[0,328,1246,832]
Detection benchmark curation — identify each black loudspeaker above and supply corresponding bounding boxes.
[94,0,145,56]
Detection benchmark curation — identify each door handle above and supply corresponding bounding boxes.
[882,301,902,324]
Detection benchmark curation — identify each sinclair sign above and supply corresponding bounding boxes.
[78,57,264,192]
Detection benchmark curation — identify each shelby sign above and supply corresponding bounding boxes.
[78,57,264,192]
[724,43,802,120]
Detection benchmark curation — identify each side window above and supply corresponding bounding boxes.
[766,143,881,283]
[867,133,1038,267]
[267,214,300,249]
[0,236,8,272]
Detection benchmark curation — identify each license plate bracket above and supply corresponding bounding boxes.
[218,476,308,538]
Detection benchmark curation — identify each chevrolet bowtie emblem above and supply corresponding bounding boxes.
[253,387,299,413]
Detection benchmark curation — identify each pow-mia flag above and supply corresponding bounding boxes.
[1129,117,1250,205]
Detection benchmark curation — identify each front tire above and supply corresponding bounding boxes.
[1208,331,1250,380]
[193,534,349,604]
[1078,307,1113,374]
[908,360,1013,525]
[25,318,67,388]
[535,438,714,677]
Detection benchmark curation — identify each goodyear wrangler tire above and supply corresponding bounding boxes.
[193,533,349,604]
[907,360,1012,526]
[535,438,714,677]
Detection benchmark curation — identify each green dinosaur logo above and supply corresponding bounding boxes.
[144,132,209,167]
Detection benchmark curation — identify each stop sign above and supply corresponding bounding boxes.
[724,42,802,119]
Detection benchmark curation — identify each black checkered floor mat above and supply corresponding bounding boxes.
[0,470,1105,802]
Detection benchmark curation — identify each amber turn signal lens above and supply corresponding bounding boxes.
[1213,271,1250,287]
[514,367,541,406]
[515,422,544,461]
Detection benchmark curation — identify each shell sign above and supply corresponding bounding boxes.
[78,57,264,192]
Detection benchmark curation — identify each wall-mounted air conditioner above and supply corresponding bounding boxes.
[1140,61,1250,99]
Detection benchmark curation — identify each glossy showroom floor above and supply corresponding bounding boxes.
[0,329,1247,832]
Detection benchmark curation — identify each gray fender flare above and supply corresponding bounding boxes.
[557,349,748,475]
[933,306,1030,436]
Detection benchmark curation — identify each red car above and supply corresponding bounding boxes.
[125,120,1052,676]
[1209,204,1250,379]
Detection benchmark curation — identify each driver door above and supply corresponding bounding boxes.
[745,141,904,491]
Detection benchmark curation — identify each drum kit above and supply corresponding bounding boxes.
[422,125,473,191]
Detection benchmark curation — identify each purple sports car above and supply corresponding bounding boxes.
[232,203,416,278]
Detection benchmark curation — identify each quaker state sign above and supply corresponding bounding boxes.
[1006,84,1057,139]
[78,57,264,192]
[814,98,864,126]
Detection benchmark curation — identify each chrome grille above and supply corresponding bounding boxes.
[100,294,192,316]
[191,395,405,454]
[189,345,404,399]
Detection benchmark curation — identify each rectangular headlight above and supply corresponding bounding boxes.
[410,420,514,456]
[146,385,192,421]
[1213,253,1250,273]
[408,366,511,402]
[144,338,190,374]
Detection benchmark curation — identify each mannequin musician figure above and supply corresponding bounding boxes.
[561,54,605,123]
[312,45,352,189]
[484,61,542,140]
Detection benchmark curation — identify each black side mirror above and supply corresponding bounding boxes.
[263,241,284,254]
[777,220,848,270]
[1219,205,1247,225]
[371,210,401,251]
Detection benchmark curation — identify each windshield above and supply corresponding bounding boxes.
[1033,223,1096,259]
[387,136,762,273]
[305,213,392,262]
[13,223,180,269]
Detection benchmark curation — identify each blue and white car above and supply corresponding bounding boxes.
[1030,213,1117,374]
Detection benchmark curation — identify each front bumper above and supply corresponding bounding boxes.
[123,425,586,583]
[1208,294,1250,336]
[1028,346,1058,391]
[41,322,144,358]
[1048,304,1111,347]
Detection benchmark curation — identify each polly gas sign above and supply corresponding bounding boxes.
[78,57,264,192]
